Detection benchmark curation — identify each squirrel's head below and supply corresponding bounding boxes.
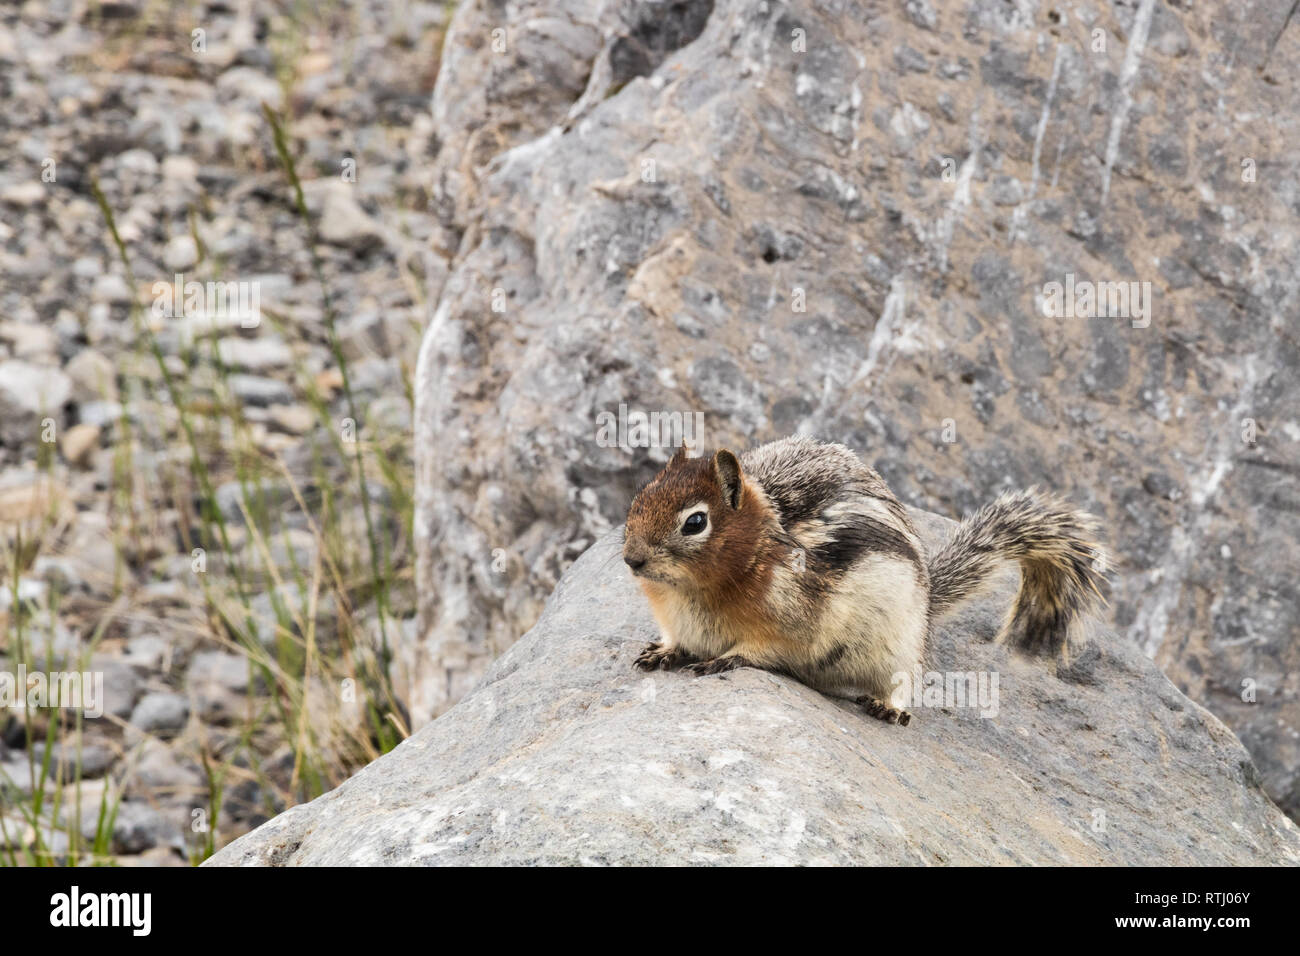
[623,446,764,591]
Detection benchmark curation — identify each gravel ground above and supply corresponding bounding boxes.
[0,0,450,863]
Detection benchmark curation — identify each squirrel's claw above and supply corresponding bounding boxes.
[635,642,684,671]
[855,695,912,726]
[682,655,751,676]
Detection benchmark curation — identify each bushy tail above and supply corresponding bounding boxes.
[927,489,1108,656]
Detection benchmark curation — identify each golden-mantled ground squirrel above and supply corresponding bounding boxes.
[623,436,1107,725]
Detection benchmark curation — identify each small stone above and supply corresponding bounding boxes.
[215,66,284,109]
[80,800,182,855]
[89,656,142,720]
[0,816,68,860]
[216,336,293,371]
[213,478,297,525]
[122,635,170,672]
[95,1,142,19]
[0,577,45,609]
[134,578,187,606]
[62,512,118,598]
[53,310,81,349]
[117,845,187,867]
[268,404,315,435]
[187,651,251,723]
[338,311,386,360]
[365,394,411,432]
[315,367,344,396]
[317,183,384,251]
[163,234,199,271]
[72,257,102,280]
[0,321,58,357]
[60,423,100,468]
[0,478,68,524]
[0,360,72,444]
[10,612,79,661]
[0,757,45,798]
[91,273,132,305]
[227,374,294,407]
[33,740,116,779]
[1,181,47,206]
[32,556,85,592]
[130,692,190,736]
[161,155,199,183]
[128,738,203,791]
[65,353,119,405]
[248,581,338,647]
[345,355,400,396]
[77,400,125,428]
[111,148,158,177]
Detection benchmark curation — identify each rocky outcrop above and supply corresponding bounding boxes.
[411,0,1300,819]
[208,512,1299,865]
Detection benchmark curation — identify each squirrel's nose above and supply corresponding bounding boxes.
[624,553,647,572]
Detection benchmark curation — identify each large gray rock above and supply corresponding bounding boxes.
[208,513,1299,865]
[412,0,1300,819]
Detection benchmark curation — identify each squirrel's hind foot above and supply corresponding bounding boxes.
[855,695,912,726]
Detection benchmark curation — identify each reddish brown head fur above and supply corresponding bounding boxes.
[623,447,774,599]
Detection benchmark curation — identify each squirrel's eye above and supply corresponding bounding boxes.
[682,512,707,535]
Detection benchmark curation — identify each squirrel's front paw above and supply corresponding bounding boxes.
[682,655,751,676]
[635,642,684,671]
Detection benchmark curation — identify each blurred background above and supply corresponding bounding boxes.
[1,0,449,864]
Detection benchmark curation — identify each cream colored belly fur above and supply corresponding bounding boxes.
[648,552,927,700]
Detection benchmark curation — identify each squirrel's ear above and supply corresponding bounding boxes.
[713,449,743,509]
[668,444,689,468]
